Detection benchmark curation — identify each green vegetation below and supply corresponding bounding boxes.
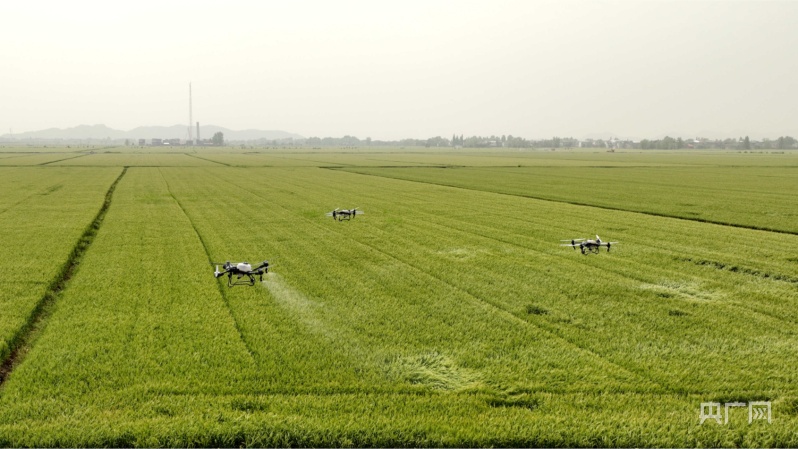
[0,167,120,364]
[343,163,798,233]
[0,148,796,446]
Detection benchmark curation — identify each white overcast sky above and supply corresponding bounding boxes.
[1,0,796,140]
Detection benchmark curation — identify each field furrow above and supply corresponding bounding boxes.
[343,164,798,233]
[213,167,798,394]
[0,167,121,365]
[1,150,797,446]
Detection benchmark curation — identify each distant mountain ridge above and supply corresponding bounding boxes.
[1,124,303,141]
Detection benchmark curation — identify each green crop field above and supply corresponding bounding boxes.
[0,148,797,447]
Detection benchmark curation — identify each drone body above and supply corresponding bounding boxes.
[213,261,269,287]
[326,208,363,221]
[561,235,619,254]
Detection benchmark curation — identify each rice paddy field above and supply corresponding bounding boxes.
[1,146,797,447]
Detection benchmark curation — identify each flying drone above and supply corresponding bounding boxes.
[212,261,270,287]
[561,235,619,254]
[326,208,364,221]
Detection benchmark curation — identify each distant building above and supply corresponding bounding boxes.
[138,139,146,146]
[151,138,163,146]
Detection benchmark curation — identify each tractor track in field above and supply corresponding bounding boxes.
[0,170,114,217]
[260,169,798,394]
[0,183,65,217]
[38,153,89,165]
[158,168,257,362]
[337,167,798,236]
[0,167,128,387]
[183,153,231,166]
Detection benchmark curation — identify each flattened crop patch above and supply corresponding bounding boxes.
[388,352,481,391]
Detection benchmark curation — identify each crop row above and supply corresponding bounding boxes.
[1,163,796,445]
[0,167,120,363]
[345,164,798,233]
[200,167,798,393]
[163,166,798,443]
[181,148,798,169]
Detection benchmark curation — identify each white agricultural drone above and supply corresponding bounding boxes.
[326,207,364,221]
[212,261,270,287]
[561,235,619,254]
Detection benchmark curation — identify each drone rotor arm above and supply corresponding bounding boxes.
[253,261,270,272]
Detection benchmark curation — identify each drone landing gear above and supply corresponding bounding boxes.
[226,273,264,288]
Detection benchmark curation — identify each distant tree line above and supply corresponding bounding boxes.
[640,135,797,150]
[303,134,534,148]
[8,132,797,150]
[296,134,797,150]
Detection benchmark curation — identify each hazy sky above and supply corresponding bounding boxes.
[2,1,796,140]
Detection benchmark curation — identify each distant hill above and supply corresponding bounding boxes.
[1,124,304,141]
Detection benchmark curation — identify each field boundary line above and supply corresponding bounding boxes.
[334,167,798,236]
[0,153,50,162]
[38,153,89,165]
[183,153,231,166]
[158,168,257,362]
[0,166,128,387]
